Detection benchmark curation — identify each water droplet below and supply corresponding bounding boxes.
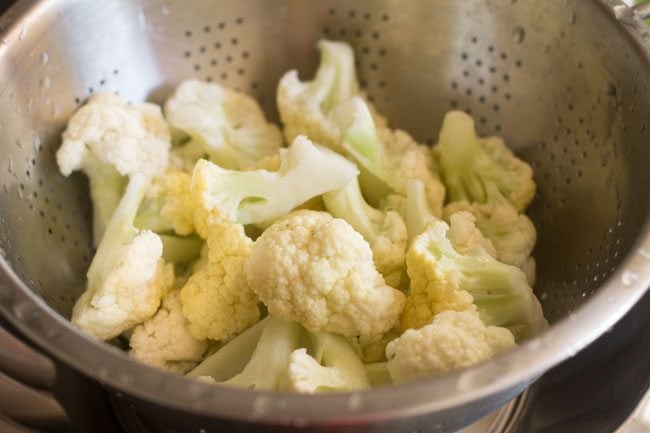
[31,133,40,150]
[512,26,525,43]
[613,4,629,20]
[251,396,272,418]
[621,271,638,287]
[43,326,61,339]
[138,11,146,29]
[347,394,363,411]
[606,82,617,97]
[293,418,308,427]
[19,24,28,40]
[457,368,498,391]
[525,338,543,352]
[561,343,579,358]
[637,249,650,261]
[98,366,112,380]
[116,371,134,385]
[12,302,39,321]
[40,52,48,65]
[41,77,51,91]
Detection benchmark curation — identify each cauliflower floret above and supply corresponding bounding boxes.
[522,256,537,287]
[444,200,536,269]
[349,326,402,363]
[332,97,445,213]
[56,93,171,245]
[377,127,446,215]
[179,222,260,341]
[245,210,405,343]
[57,93,170,179]
[323,177,408,289]
[191,316,303,390]
[71,175,174,340]
[164,79,283,170]
[277,40,358,154]
[402,219,547,341]
[129,290,208,373]
[191,135,358,237]
[134,170,195,236]
[386,309,516,383]
[446,211,497,258]
[250,153,282,171]
[285,331,369,393]
[160,171,195,236]
[434,111,535,212]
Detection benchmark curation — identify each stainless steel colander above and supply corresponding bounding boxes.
[0,0,649,432]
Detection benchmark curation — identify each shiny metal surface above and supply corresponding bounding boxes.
[507,292,650,433]
[0,0,649,432]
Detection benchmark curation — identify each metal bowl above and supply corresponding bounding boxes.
[0,0,649,431]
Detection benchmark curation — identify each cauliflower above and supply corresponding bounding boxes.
[522,257,537,287]
[323,177,408,289]
[434,111,535,212]
[191,135,358,236]
[169,140,207,173]
[332,97,445,213]
[179,222,260,341]
[245,210,405,343]
[190,316,304,390]
[285,331,369,393]
[71,174,174,340]
[401,219,547,341]
[444,200,536,270]
[164,80,283,170]
[364,361,393,386]
[404,179,436,241]
[350,326,402,363]
[188,317,267,382]
[404,180,497,259]
[129,290,208,373]
[409,179,537,285]
[386,309,516,383]
[56,93,171,245]
[135,170,196,236]
[277,40,359,154]
[446,212,497,258]
[133,171,202,264]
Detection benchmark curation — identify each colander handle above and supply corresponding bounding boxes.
[632,2,650,20]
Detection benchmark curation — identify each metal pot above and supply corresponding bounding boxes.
[0,0,649,432]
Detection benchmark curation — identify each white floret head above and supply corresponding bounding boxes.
[245,210,405,343]
[56,93,170,178]
[386,309,516,383]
